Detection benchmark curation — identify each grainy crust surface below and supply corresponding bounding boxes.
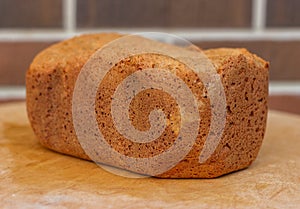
[26,33,269,178]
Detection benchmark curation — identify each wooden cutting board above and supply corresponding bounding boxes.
[0,102,299,208]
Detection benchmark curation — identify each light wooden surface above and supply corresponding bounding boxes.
[0,102,299,208]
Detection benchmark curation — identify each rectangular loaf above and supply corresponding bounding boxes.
[26,33,269,178]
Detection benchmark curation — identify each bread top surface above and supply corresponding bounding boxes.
[29,33,123,73]
[29,33,268,74]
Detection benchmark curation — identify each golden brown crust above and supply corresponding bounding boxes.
[26,33,269,178]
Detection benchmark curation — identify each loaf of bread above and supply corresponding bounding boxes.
[26,33,269,178]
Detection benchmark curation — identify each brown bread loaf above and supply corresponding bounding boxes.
[26,33,269,178]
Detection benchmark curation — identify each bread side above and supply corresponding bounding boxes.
[159,48,268,178]
[26,33,269,178]
[26,34,122,159]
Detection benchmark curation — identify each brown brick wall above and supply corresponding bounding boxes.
[0,0,62,28]
[266,0,300,27]
[0,42,53,85]
[77,0,252,28]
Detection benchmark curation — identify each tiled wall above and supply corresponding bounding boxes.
[1,0,300,86]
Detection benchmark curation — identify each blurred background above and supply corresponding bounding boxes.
[0,0,299,114]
